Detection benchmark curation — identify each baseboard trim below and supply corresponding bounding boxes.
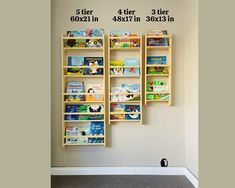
[51,167,198,187]
[184,168,198,188]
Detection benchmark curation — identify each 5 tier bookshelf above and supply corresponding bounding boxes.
[61,34,107,146]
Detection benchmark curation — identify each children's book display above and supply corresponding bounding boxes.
[110,58,140,76]
[145,30,172,104]
[111,84,140,102]
[66,56,103,75]
[110,31,140,48]
[64,122,104,144]
[65,29,104,48]
[110,104,141,120]
[146,81,168,92]
[65,104,104,121]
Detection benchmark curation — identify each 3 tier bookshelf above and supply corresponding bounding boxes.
[144,34,172,105]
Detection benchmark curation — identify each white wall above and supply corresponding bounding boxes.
[184,0,198,178]
[51,0,197,170]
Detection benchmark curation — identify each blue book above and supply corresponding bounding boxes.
[68,56,84,66]
[124,58,139,66]
[89,122,104,135]
[125,105,141,120]
[147,56,167,64]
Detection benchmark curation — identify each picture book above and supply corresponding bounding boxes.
[121,84,140,101]
[125,105,141,120]
[86,28,104,37]
[110,60,124,66]
[110,87,126,101]
[146,81,168,92]
[64,115,79,120]
[65,126,79,136]
[110,39,120,48]
[87,105,104,113]
[110,103,125,112]
[124,67,140,75]
[110,114,125,120]
[66,68,84,75]
[83,68,103,75]
[66,81,84,101]
[65,104,87,113]
[110,30,130,37]
[147,38,169,46]
[87,114,104,120]
[88,138,104,143]
[66,39,86,47]
[65,138,88,144]
[147,30,168,36]
[119,39,130,47]
[147,67,168,74]
[86,84,104,101]
[146,93,170,100]
[147,56,167,65]
[86,39,103,47]
[68,56,85,66]
[84,57,103,66]
[124,58,139,66]
[110,68,124,75]
[89,122,104,135]
[67,30,86,37]
[130,38,140,47]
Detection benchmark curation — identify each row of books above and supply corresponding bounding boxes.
[64,114,104,121]
[65,137,104,144]
[65,81,103,101]
[66,104,103,113]
[146,81,168,92]
[65,122,104,136]
[146,94,170,100]
[111,84,140,102]
[110,104,141,120]
[147,67,168,75]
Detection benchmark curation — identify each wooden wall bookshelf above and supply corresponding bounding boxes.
[144,34,172,105]
[108,35,143,124]
[61,34,107,146]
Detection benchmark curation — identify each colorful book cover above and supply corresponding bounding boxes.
[83,68,103,75]
[84,57,103,66]
[86,28,104,37]
[124,58,139,66]
[88,114,104,120]
[86,84,104,101]
[67,31,86,37]
[125,105,141,120]
[110,114,125,120]
[153,81,168,92]
[86,39,103,47]
[119,39,130,47]
[110,103,125,112]
[64,115,79,120]
[130,39,140,47]
[110,68,124,75]
[110,60,124,66]
[121,84,140,101]
[68,56,85,66]
[66,81,84,101]
[89,122,104,135]
[147,67,168,74]
[66,68,84,75]
[88,138,104,143]
[65,126,79,136]
[87,105,104,113]
[110,30,130,37]
[147,38,169,46]
[65,104,88,113]
[147,56,167,65]
[110,87,126,101]
[124,67,140,75]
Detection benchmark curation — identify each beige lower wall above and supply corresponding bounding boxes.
[51,0,197,168]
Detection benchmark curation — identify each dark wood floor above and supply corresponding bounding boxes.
[51,175,195,188]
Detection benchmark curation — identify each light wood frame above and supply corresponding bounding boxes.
[108,35,143,124]
[144,34,172,105]
[61,34,107,146]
